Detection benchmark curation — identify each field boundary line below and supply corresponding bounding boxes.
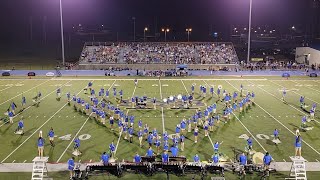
[0,79,87,163]
[56,80,116,162]
[0,78,268,81]
[0,80,72,128]
[226,80,320,156]
[0,79,52,106]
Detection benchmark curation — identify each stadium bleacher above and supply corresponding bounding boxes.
[79,42,239,65]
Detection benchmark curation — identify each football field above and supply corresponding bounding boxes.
[0,76,320,167]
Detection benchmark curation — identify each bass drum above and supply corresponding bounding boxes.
[252,152,264,164]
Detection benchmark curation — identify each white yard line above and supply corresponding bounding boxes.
[57,80,116,162]
[203,80,267,152]
[114,80,138,156]
[291,80,320,94]
[181,80,217,151]
[0,80,86,163]
[232,112,267,152]
[270,81,320,104]
[159,80,165,133]
[264,80,320,124]
[0,80,72,128]
[226,80,320,156]
[0,79,52,106]
[0,80,25,92]
[213,80,268,153]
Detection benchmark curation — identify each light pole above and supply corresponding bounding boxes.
[59,0,65,66]
[132,17,136,42]
[161,28,170,42]
[247,0,253,64]
[144,27,148,42]
[186,28,192,42]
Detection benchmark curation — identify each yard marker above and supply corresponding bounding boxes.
[0,80,72,128]
[0,80,25,92]
[1,80,90,163]
[0,79,52,106]
[291,80,320,94]
[227,80,320,156]
[57,80,116,162]
[23,160,27,163]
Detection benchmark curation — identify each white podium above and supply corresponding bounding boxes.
[31,156,49,180]
[286,156,307,180]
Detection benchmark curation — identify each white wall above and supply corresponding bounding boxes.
[296,47,320,65]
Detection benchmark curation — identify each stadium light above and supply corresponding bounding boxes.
[144,27,148,42]
[186,28,192,42]
[162,28,170,41]
[59,0,65,66]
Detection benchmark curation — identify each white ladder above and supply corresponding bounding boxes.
[287,156,307,180]
[31,156,49,180]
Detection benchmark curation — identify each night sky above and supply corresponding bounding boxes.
[0,0,316,42]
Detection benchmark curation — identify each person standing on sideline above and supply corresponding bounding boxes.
[67,157,75,179]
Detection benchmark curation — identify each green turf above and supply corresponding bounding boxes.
[0,77,320,179]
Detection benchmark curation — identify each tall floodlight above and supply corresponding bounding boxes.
[59,0,65,66]
[186,28,192,42]
[247,0,253,63]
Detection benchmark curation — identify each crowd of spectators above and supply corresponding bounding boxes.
[79,42,239,64]
[239,60,309,71]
